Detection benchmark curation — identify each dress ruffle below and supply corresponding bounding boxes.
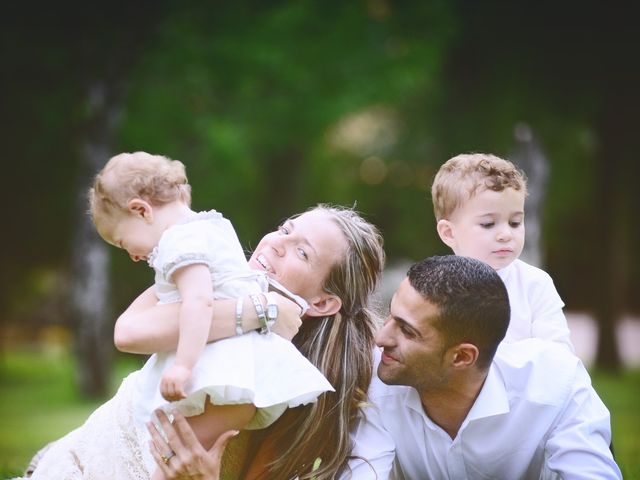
[134,331,333,429]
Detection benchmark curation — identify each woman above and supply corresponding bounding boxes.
[109,204,385,479]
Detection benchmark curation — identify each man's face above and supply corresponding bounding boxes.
[375,278,452,392]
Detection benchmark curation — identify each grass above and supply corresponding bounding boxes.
[0,348,141,478]
[0,349,638,478]
[590,368,640,479]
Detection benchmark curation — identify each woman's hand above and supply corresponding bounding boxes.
[271,293,303,341]
[148,409,237,480]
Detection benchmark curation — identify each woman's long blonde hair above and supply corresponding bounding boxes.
[248,204,385,479]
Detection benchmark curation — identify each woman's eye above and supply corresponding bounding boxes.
[278,226,290,235]
[297,248,308,260]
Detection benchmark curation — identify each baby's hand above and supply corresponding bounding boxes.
[160,364,192,402]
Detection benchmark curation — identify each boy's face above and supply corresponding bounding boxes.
[438,187,525,270]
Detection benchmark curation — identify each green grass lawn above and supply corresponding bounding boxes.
[0,348,142,478]
[1,349,638,478]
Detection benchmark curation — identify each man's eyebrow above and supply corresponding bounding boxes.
[390,313,423,339]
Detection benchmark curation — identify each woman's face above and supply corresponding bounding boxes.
[248,209,347,303]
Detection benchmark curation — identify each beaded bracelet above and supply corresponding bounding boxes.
[235,297,244,336]
[250,294,269,334]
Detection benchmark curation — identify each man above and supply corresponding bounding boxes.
[345,255,621,479]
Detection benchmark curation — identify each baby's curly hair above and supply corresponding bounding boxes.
[89,151,192,221]
[431,153,527,221]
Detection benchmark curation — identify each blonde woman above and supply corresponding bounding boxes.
[115,204,385,479]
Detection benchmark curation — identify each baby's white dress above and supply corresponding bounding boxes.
[28,210,333,479]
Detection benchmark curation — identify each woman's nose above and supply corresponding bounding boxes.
[271,237,287,256]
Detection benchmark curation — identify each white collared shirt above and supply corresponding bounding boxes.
[343,340,621,479]
[498,259,574,352]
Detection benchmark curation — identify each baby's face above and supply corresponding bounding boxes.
[95,212,159,263]
[446,187,525,270]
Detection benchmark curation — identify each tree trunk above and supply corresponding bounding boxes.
[70,82,123,397]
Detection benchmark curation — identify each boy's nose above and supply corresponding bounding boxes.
[496,226,512,241]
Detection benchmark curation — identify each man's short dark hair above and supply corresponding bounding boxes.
[407,255,510,369]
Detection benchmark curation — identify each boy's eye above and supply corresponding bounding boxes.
[480,222,494,228]
[509,221,522,228]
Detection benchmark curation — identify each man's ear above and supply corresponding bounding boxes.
[449,343,479,369]
[127,198,154,222]
[436,219,457,250]
[305,293,342,318]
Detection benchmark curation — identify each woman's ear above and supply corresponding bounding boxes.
[128,198,154,222]
[436,219,457,250]
[305,293,342,318]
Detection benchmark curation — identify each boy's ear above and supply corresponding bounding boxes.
[436,219,457,250]
[305,293,342,318]
[127,198,154,222]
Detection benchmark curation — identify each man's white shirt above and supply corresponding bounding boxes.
[343,340,621,479]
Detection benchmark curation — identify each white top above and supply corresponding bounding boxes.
[133,211,333,429]
[149,210,266,303]
[498,259,574,352]
[344,340,621,480]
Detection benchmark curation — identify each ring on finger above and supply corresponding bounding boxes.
[160,450,176,465]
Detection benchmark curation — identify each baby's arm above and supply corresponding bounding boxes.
[161,264,214,401]
[114,288,302,355]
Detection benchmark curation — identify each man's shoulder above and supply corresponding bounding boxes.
[494,339,581,404]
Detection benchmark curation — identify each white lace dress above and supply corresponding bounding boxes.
[28,210,333,479]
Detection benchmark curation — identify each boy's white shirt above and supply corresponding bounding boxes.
[497,258,574,352]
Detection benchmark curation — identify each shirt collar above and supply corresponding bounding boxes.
[496,259,516,281]
[403,363,509,430]
[465,363,509,423]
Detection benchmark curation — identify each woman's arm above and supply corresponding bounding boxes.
[114,288,303,355]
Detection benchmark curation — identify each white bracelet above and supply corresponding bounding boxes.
[235,297,244,336]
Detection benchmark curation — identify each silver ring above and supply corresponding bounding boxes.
[161,450,175,465]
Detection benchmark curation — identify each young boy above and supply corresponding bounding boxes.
[431,153,574,351]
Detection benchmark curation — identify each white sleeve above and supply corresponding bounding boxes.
[529,272,574,352]
[339,403,396,479]
[545,363,622,479]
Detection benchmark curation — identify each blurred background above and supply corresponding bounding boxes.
[1,0,639,477]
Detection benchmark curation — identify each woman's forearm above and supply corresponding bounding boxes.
[115,293,267,354]
[114,288,302,355]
